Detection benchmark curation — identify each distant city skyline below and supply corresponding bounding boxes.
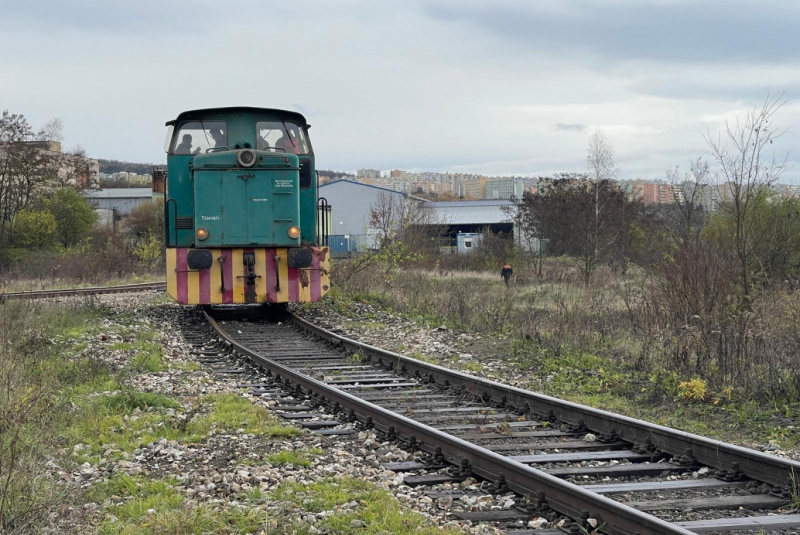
[3,1,800,181]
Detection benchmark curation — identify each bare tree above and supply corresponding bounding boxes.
[515,177,633,284]
[665,157,712,246]
[582,130,621,283]
[37,118,64,143]
[55,145,96,189]
[342,192,441,286]
[0,112,60,243]
[367,191,441,256]
[507,196,545,277]
[705,91,791,302]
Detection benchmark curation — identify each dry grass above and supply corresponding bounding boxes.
[333,257,800,403]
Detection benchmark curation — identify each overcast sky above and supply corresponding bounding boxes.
[2,0,799,180]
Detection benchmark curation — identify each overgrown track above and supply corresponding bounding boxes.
[0,282,166,301]
[202,307,800,535]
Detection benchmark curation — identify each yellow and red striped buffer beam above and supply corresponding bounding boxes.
[166,247,330,305]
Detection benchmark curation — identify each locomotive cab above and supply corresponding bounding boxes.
[162,107,329,305]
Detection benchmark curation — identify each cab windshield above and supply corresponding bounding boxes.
[172,121,227,155]
[256,121,310,154]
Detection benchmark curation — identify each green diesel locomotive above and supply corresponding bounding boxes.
[162,107,329,305]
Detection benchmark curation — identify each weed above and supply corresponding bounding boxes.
[678,378,710,403]
[462,361,484,373]
[99,390,179,412]
[267,448,322,468]
[189,393,301,438]
[121,341,166,373]
[495,422,512,436]
[409,351,436,364]
[93,474,266,535]
[271,477,462,534]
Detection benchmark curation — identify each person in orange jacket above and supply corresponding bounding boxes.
[501,263,513,288]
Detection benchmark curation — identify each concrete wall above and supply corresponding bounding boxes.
[89,196,152,216]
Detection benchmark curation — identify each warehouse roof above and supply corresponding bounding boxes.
[85,188,153,199]
[428,200,514,225]
[320,179,428,201]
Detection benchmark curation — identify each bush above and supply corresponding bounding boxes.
[12,210,57,249]
[39,188,97,247]
[125,201,163,238]
[132,231,164,271]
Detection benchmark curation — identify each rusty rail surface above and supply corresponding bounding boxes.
[0,282,166,301]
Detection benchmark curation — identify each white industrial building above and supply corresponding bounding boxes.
[85,188,155,232]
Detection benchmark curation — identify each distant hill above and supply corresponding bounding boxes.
[318,169,355,180]
[98,159,158,175]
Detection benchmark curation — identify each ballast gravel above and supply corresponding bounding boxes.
[40,292,504,534]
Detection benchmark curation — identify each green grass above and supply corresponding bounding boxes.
[271,477,462,535]
[267,448,323,468]
[99,391,179,412]
[193,393,301,438]
[461,361,484,373]
[92,474,266,535]
[66,392,300,462]
[408,351,436,364]
[171,360,201,372]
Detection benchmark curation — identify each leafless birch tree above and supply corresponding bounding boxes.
[705,91,791,303]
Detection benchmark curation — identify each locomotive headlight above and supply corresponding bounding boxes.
[196,228,209,241]
[288,226,301,239]
[237,149,256,167]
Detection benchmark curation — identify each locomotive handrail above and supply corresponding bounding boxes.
[317,197,329,247]
[165,198,178,248]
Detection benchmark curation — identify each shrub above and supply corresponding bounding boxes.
[125,201,163,238]
[678,378,710,403]
[39,188,97,247]
[12,210,57,249]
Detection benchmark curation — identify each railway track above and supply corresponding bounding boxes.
[194,306,800,535]
[0,281,166,301]
[193,306,800,535]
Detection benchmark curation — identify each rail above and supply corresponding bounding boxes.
[204,309,707,535]
[0,281,166,301]
[290,313,800,489]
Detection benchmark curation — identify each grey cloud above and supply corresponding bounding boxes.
[424,0,800,64]
[553,123,587,132]
[1,0,217,33]
[629,78,787,102]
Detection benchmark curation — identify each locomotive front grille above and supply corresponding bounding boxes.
[175,217,194,230]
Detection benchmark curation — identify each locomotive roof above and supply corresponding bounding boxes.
[166,107,309,127]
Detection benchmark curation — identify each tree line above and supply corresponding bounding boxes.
[358,93,800,399]
[98,159,156,176]
[505,93,799,396]
[0,111,97,249]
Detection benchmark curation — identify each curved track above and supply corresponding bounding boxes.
[200,307,800,535]
[0,281,166,301]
